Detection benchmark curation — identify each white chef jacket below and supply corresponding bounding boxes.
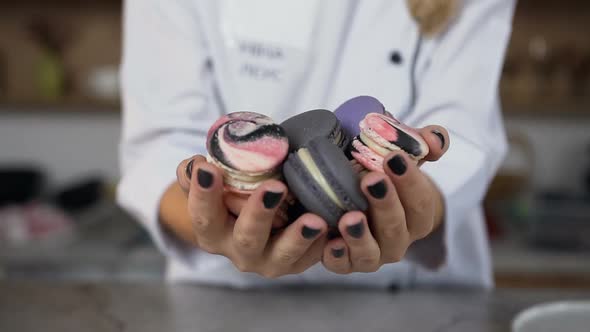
[117,0,515,289]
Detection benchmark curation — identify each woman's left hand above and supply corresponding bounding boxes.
[322,126,450,273]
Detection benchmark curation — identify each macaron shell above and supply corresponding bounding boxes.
[280,109,348,151]
[308,137,368,213]
[207,111,289,174]
[283,153,344,226]
[350,137,386,172]
[334,95,386,138]
[283,137,367,227]
[360,113,429,160]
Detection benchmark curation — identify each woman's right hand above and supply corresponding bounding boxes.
[173,155,328,278]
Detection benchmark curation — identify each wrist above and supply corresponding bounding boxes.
[159,182,199,247]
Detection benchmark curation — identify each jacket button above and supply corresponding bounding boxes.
[390,51,403,65]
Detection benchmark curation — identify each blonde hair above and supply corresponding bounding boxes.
[406,0,462,36]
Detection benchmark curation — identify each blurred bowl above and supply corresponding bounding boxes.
[513,301,590,332]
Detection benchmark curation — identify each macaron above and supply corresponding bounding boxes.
[206,111,289,193]
[351,113,429,172]
[334,95,388,138]
[280,109,349,151]
[283,137,368,227]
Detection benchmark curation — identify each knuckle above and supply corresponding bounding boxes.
[234,233,259,251]
[274,248,298,265]
[192,216,211,231]
[382,222,406,240]
[355,256,380,270]
[408,196,433,217]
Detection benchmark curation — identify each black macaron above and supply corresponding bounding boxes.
[280,109,349,152]
[283,137,368,227]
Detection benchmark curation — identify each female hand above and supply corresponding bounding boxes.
[321,126,450,273]
[174,156,328,278]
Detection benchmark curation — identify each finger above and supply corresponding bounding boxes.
[360,171,410,263]
[273,202,290,229]
[338,212,381,273]
[322,237,351,274]
[224,191,288,229]
[224,192,249,216]
[265,213,327,277]
[290,228,328,275]
[384,152,436,242]
[177,155,207,193]
[232,180,287,260]
[419,125,450,164]
[187,161,230,252]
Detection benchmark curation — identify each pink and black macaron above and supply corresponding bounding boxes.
[350,113,429,172]
[206,111,289,193]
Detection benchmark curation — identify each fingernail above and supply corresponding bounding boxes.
[387,155,407,176]
[197,169,213,189]
[432,130,445,149]
[185,159,195,179]
[367,180,387,199]
[263,191,283,209]
[302,226,321,239]
[331,248,345,258]
[346,221,364,239]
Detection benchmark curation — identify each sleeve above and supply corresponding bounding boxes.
[116,0,216,263]
[403,0,516,269]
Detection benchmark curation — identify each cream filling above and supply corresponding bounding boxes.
[297,148,344,209]
[359,132,400,156]
[333,130,343,146]
[223,171,276,183]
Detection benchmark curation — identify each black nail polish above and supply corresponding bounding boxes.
[367,180,387,199]
[432,130,445,149]
[346,221,364,239]
[331,248,345,258]
[263,191,283,209]
[387,155,407,176]
[302,226,321,239]
[185,159,195,179]
[197,169,213,189]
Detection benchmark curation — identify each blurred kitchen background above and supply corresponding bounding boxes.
[1,1,589,287]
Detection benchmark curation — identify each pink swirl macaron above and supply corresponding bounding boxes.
[206,112,289,193]
[350,113,429,172]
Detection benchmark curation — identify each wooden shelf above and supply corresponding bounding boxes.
[0,98,120,112]
[1,0,121,9]
[502,101,590,117]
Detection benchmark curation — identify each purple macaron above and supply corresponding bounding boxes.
[333,96,388,138]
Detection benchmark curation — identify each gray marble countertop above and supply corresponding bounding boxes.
[2,281,590,332]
